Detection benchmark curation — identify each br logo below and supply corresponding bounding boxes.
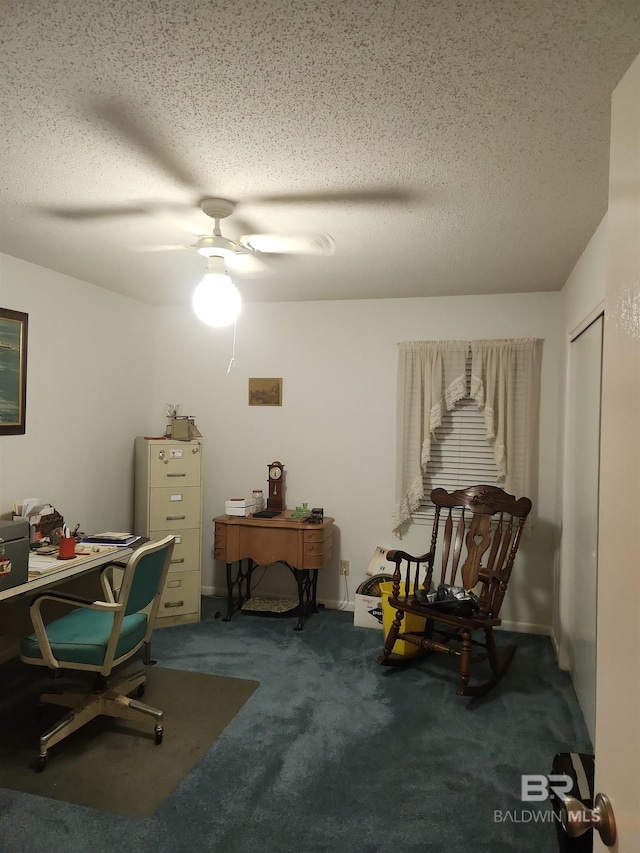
[521,774,573,802]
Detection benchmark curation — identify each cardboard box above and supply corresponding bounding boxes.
[353,593,384,629]
[168,418,202,440]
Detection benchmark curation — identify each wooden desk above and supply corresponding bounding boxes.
[213,512,334,630]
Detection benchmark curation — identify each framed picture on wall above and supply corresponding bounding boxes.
[248,378,283,406]
[0,307,28,435]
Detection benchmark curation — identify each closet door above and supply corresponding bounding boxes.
[563,312,603,742]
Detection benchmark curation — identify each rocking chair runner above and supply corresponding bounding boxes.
[377,485,532,696]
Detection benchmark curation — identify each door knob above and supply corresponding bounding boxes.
[560,792,616,847]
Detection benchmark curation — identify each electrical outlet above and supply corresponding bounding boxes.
[339,560,350,575]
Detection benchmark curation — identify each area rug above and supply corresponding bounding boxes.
[0,664,259,817]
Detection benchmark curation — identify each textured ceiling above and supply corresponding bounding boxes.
[1,1,639,306]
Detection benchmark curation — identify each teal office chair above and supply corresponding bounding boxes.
[20,535,175,770]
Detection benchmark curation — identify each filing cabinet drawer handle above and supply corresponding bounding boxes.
[164,600,185,609]
[166,473,186,477]
[170,557,185,564]
[166,515,186,520]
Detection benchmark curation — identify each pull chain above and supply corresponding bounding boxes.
[227,320,237,373]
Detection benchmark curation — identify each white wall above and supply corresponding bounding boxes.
[0,251,566,635]
[0,253,155,533]
[151,291,563,633]
[562,216,607,334]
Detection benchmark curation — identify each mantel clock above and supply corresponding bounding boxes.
[267,461,285,510]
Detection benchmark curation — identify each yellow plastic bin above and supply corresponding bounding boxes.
[379,582,426,657]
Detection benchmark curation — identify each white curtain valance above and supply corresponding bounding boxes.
[470,338,542,506]
[393,338,542,533]
[392,341,468,531]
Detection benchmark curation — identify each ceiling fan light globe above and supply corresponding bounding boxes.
[192,272,242,328]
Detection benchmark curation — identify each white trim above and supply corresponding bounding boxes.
[497,620,551,636]
[203,588,549,630]
[202,588,354,614]
[569,302,605,342]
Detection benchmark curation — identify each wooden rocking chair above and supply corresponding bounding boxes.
[377,485,532,697]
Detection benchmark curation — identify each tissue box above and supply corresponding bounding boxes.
[225,499,255,517]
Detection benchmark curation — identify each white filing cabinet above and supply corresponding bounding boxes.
[134,437,203,627]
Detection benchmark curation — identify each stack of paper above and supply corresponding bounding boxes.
[28,555,63,576]
[81,532,137,546]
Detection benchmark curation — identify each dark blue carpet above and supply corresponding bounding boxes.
[0,597,591,852]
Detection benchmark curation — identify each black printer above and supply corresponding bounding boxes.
[0,519,30,592]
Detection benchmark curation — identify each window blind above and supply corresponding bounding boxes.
[415,360,499,518]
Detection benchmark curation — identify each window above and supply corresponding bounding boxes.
[414,357,499,520]
[393,338,542,533]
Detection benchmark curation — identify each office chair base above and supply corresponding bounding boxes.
[34,667,163,771]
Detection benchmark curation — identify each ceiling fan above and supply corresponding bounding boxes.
[41,100,414,327]
[191,196,335,270]
[129,196,337,282]
[42,101,412,266]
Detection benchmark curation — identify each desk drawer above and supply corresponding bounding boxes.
[214,528,226,560]
[151,528,200,573]
[303,541,326,557]
[150,487,202,530]
[303,528,329,544]
[159,570,200,617]
[303,529,332,568]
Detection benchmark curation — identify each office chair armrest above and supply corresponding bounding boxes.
[29,592,122,670]
[29,590,121,610]
[99,561,127,603]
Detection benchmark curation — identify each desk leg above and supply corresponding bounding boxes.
[222,558,255,622]
[290,567,320,631]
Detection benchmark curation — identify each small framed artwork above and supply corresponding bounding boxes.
[248,377,283,406]
[0,307,28,435]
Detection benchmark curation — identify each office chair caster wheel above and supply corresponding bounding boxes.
[36,752,48,772]
[155,725,163,745]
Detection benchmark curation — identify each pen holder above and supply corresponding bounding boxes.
[58,537,76,560]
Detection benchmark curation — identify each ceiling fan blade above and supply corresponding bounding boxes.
[249,188,413,205]
[227,252,271,276]
[90,98,202,190]
[40,200,198,224]
[239,233,335,256]
[42,204,155,220]
[130,244,193,253]
[231,216,259,237]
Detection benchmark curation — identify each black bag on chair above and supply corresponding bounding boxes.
[414,584,480,618]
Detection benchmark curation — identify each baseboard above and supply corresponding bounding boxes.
[498,620,551,636]
[201,589,550,634]
[202,588,354,614]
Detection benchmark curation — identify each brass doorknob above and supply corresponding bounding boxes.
[560,792,616,847]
